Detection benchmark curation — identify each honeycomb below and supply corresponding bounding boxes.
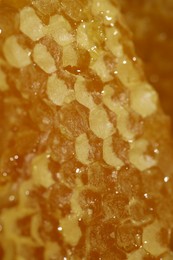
[0,0,173,259]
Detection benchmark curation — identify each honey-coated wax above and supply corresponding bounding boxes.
[0,0,173,259]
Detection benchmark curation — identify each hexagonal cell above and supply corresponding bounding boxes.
[116,221,142,253]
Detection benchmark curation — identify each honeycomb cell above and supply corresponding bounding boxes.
[142,220,169,257]
[102,193,129,221]
[19,7,46,41]
[79,189,102,222]
[33,43,57,74]
[116,221,142,253]
[3,35,31,69]
[58,101,89,138]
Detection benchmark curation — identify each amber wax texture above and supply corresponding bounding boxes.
[0,0,173,259]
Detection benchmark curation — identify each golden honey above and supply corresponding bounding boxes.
[120,0,173,123]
